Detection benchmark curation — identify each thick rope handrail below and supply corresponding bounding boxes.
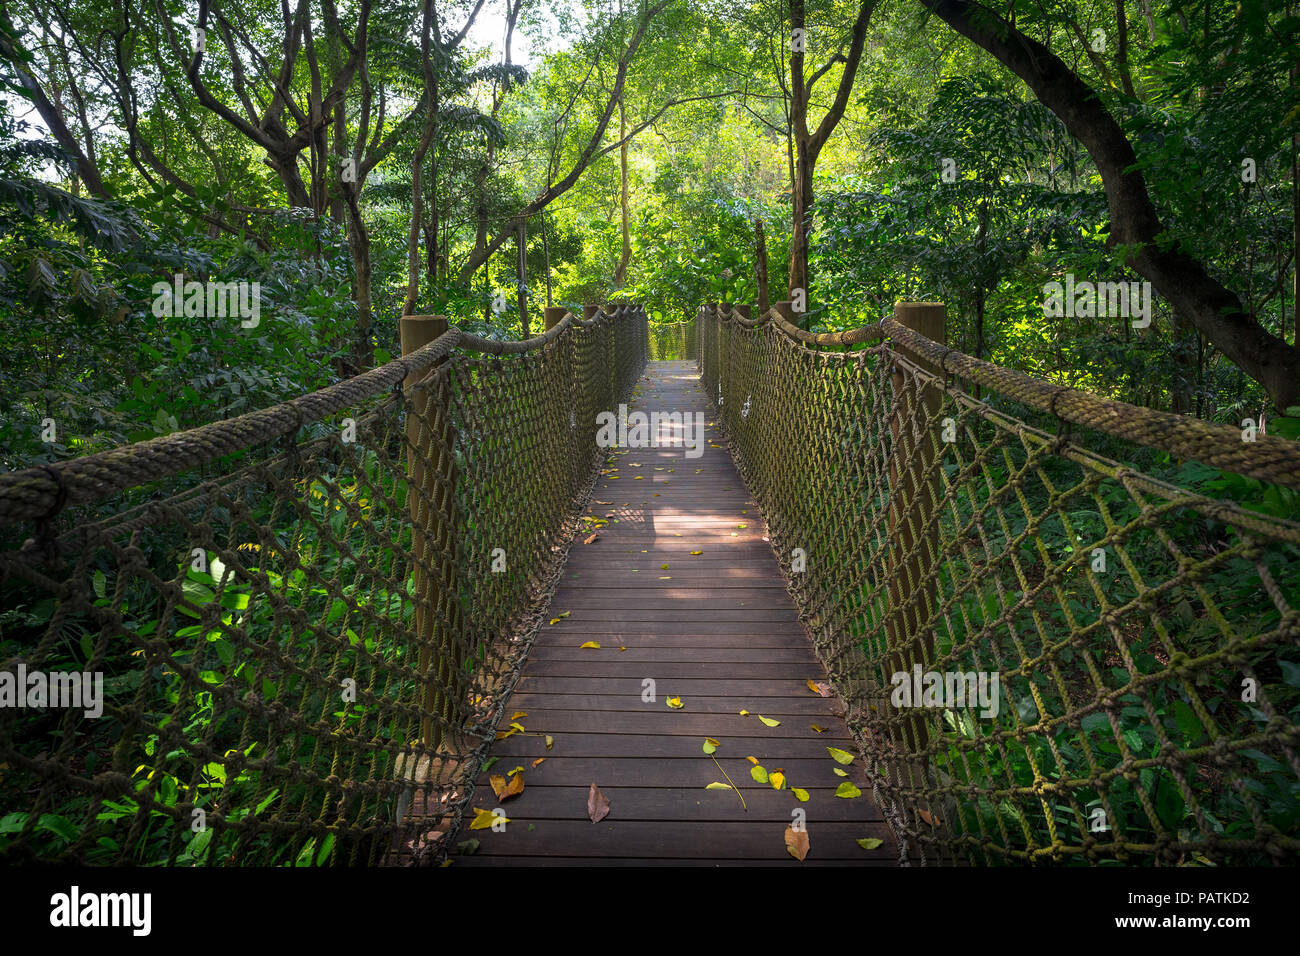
[882,318,1300,491]
[715,305,1300,490]
[0,306,622,527]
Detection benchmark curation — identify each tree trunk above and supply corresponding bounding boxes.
[614,96,631,287]
[517,219,529,337]
[755,218,771,313]
[922,0,1300,410]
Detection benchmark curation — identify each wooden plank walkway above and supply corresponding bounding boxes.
[457,360,899,866]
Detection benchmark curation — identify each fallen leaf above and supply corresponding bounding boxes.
[792,788,810,802]
[587,783,611,823]
[690,550,703,555]
[746,756,759,765]
[511,711,527,720]
[545,735,554,750]
[667,696,684,709]
[583,533,600,544]
[531,757,547,768]
[785,825,810,862]
[827,746,855,765]
[579,641,601,649]
[770,771,786,791]
[806,679,820,695]
[455,839,480,856]
[469,807,505,830]
[507,766,524,777]
[758,716,780,727]
[705,782,733,791]
[835,781,862,799]
[750,765,769,784]
[509,721,525,732]
[619,646,627,652]
[739,709,749,716]
[833,768,849,777]
[918,809,939,827]
[857,837,884,850]
[702,737,720,755]
[660,563,670,570]
[810,724,828,733]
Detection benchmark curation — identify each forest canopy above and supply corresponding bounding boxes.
[3,0,1300,473]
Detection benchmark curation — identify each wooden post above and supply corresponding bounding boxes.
[583,303,600,320]
[400,314,459,752]
[735,303,752,319]
[885,301,946,759]
[544,306,567,331]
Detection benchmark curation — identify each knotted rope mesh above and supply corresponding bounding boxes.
[0,306,647,866]
[701,304,1300,866]
[648,320,697,362]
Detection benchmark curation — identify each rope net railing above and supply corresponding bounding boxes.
[647,319,697,362]
[0,304,649,866]
[699,301,1300,866]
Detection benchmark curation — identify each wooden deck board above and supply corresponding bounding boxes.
[456,361,898,867]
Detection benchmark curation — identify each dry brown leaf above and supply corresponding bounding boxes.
[583,533,599,545]
[784,825,810,862]
[587,783,611,823]
[502,773,524,800]
[531,757,547,768]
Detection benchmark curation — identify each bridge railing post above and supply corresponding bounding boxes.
[885,301,946,763]
[400,314,464,754]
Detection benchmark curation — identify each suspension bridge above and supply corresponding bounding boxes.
[0,300,1297,867]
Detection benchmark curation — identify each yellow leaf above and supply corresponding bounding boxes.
[806,679,820,694]
[835,781,862,799]
[705,782,732,791]
[619,646,627,651]
[792,788,810,802]
[833,768,848,777]
[509,722,525,732]
[545,735,554,750]
[857,837,884,850]
[660,564,670,569]
[666,696,684,709]
[702,737,720,754]
[531,757,546,768]
[690,550,703,555]
[811,724,828,733]
[746,756,759,765]
[579,641,601,649]
[507,766,524,777]
[511,712,527,720]
[469,807,504,830]
[827,746,855,765]
[739,709,749,716]
[758,716,780,727]
[770,771,786,791]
